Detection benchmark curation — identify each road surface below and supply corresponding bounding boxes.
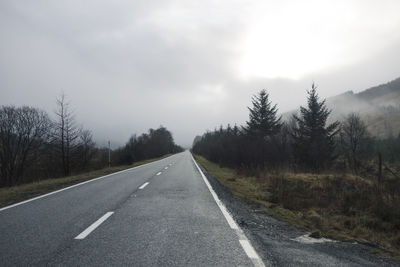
[0,151,263,266]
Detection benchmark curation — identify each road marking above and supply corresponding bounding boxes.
[191,157,238,230]
[156,172,162,176]
[75,212,114,240]
[191,154,265,267]
[164,166,168,169]
[0,154,178,212]
[138,182,149,189]
[239,240,259,259]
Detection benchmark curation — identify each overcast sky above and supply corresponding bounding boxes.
[1,0,400,147]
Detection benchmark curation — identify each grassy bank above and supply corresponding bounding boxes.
[194,155,400,257]
[0,154,172,208]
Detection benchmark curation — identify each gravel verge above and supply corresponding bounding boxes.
[196,162,399,266]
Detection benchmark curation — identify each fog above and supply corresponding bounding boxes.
[1,0,400,147]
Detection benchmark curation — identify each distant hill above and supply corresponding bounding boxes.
[286,77,400,138]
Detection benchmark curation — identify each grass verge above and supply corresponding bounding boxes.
[0,154,172,208]
[194,154,400,258]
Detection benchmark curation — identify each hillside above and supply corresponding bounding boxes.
[327,77,400,137]
[286,77,400,138]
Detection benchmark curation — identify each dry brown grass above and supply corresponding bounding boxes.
[194,155,400,257]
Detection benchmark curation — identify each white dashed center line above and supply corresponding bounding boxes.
[156,172,162,176]
[75,212,114,240]
[165,166,168,170]
[138,182,149,189]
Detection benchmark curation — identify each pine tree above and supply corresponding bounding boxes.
[292,84,339,171]
[245,89,282,138]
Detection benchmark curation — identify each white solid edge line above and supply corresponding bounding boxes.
[138,182,149,189]
[156,172,162,176]
[75,211,114,240]
[0,155,175,212]
[191,154,265,267]
[191,155,238,230]
[239,240,259,259]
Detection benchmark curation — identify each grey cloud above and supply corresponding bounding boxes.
[1,1,400,148]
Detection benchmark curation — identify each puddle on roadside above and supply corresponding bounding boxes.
[292,233,336,244]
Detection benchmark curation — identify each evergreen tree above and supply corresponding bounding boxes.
[292,84,339,171]
[117,126,183,165]
[245,89,282,138]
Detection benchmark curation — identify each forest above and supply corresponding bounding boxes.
[193,84,400,173]
[192,84,400,253]
[0,95,183,188]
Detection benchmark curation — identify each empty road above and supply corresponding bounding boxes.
[0,151,263,266]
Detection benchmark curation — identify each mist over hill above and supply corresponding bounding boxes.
[285,77,400,138]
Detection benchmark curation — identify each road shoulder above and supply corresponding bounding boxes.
[194,157,399,266]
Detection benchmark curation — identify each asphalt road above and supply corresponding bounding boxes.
[0,151,263,266]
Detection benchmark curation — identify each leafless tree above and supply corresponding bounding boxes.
[53,94,81,176]
[340,113,369,173]
[76,129,96,170]
[0,106,50,186]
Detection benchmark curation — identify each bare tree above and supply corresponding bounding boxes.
[0,106,50,186]
[54,94,81,176]
[76,129,96,170]
[340,113,369,173]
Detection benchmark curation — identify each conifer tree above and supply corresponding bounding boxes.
[245,89,282,138]
[292,84,339,171]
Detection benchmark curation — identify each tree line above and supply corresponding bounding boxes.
[0,95,182,187]
[113,126,183,165]
[192,84,400,174]
[193,84,400,253]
